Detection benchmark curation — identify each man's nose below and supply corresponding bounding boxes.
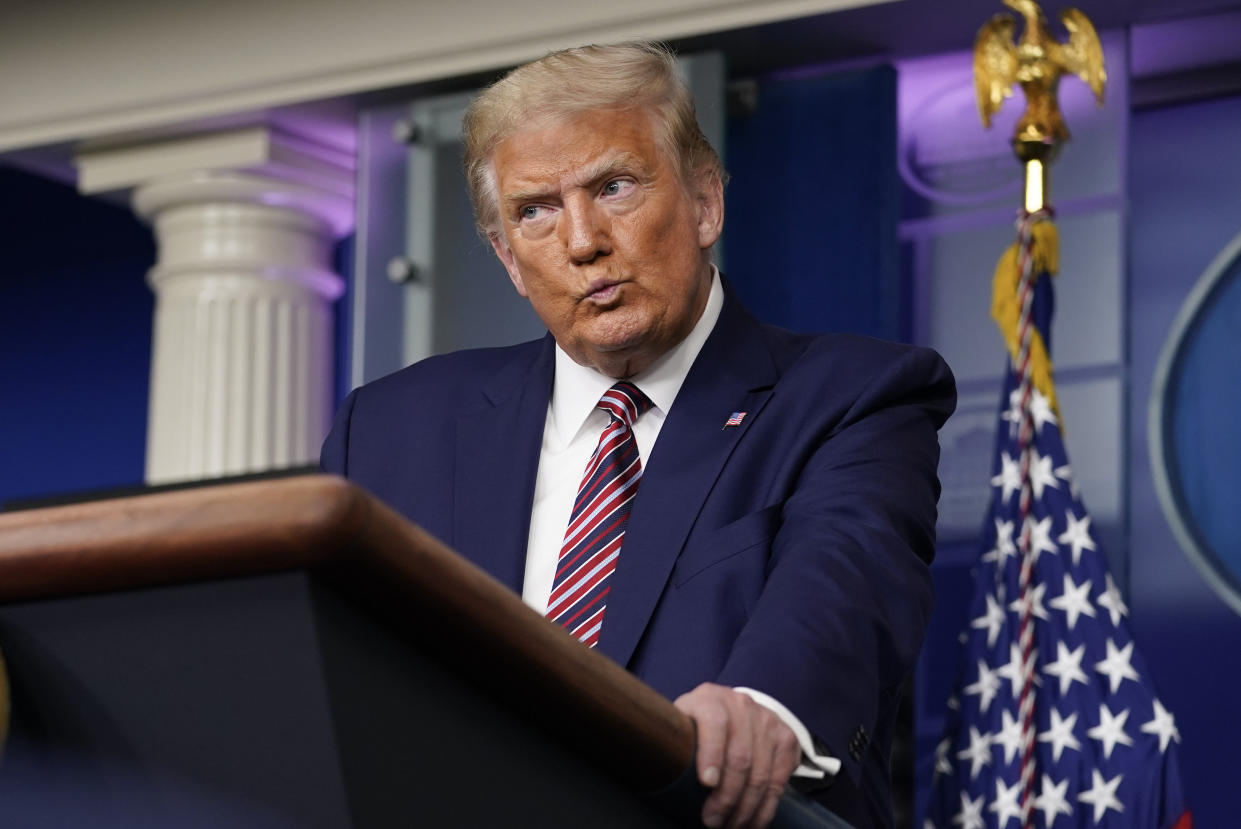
[560,194,610,263]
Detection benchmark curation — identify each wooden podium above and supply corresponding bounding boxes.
[0,475,701,827]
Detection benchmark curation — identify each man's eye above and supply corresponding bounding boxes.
[520,205,545,221]
[601,179,632,197]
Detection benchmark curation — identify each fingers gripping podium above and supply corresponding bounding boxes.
[0,476,846,828]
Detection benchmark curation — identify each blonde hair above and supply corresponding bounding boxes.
[463,41,724,235]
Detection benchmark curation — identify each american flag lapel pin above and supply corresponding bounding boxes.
[722,411,747,430]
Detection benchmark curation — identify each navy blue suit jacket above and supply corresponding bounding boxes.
[321,289,955,827]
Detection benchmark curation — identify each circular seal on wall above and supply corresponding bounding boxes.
[1150,229,1241,614]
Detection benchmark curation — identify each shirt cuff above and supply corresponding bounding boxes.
[734,687,842,779]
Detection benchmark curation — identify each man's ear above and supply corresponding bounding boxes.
[693,171,725,250]
[488,232,528,297]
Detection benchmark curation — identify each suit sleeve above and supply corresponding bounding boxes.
[320,388,359,475]
[714,346,955,785]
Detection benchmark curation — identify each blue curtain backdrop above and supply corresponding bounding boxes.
[723,65,901,341]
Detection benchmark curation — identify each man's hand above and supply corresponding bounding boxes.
[674,682,802,829]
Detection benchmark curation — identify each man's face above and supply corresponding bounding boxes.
[488,107,724,378]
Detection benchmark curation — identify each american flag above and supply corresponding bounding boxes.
[724,411,747,427]
[924,216,1191,829]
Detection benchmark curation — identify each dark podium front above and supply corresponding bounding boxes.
[0,476,848,828]
[0,476,701,827]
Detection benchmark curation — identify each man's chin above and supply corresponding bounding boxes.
[585,328,653,358]
[575,311,650,353]
[568,335,655,377]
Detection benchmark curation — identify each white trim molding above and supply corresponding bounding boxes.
[0,0,893,153]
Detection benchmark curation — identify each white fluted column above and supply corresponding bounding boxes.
[76,127,353,484]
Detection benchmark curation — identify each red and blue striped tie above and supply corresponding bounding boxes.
[546,381,652,647]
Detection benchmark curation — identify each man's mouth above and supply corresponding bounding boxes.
[584,280,623,303]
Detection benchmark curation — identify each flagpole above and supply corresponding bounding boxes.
[1011,201,1044,829]
[1019,146,1049,215]
[973,3,1106,825]
[1011,131,1055,828]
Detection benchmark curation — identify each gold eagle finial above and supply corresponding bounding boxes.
[974,0,1105,157]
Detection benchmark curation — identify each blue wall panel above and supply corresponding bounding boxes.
[0,166,154,507]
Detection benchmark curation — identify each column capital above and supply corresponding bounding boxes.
[75,125,355,237]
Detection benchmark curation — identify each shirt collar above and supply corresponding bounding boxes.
[549,267,724,446]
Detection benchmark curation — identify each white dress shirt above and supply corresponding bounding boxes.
[521,269,840,780]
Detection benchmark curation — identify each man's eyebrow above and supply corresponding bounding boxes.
[573,153,643,188]
[501,153,645,205]
[502,185,555,205]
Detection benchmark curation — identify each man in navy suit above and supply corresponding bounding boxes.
[322,42,955,829]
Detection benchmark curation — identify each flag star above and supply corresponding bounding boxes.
[1058,512,1096,567]
[1025,515,1059,565]
[992,709,1024,765]
[996,642,1039,695]
[1029,388,1058,433]
[951,791,986,829]
[1043,641,1090,696]
[1009,581,1051,622]
[971,592,1007,648]
[1096,573,1130,627]
[1049,573,1096,631]
[1095,639,1140,694]
[964,659,1002,714]
[1002,388,1023,424]
[1029,447,1060,499]
[992,452,1022,503]
[989,777,1025,828]
[982,519,1018,569]
[1054,463,1081,499]
[957,726,993,781]
[1077,769,1125,823]
[934,737,954,776]
[1000,388,1058,434]
[1033,774,1073,826]
[1038,707,1082,763]
[1087,703,1134,759]
[1141,699,1181,753]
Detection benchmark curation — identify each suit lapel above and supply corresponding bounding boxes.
[598,293,779,667]
[453,336,555,594]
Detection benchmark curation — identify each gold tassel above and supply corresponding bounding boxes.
[991,220,1060,420]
